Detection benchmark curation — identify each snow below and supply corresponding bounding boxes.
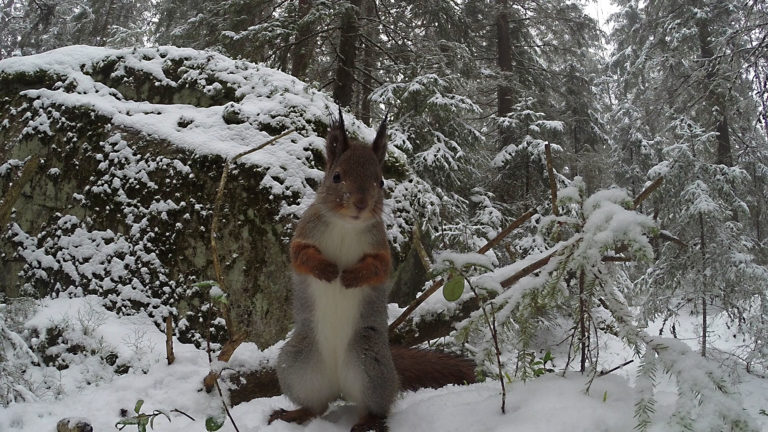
[433,250,495,273]
[0,45,122,74]
[2,297,767,431]
[0,45,407,221]
[0,45,424,249]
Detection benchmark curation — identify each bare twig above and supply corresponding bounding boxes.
[561,324,579,376]
[601,255,632,262]
[170,409,195,421]
[214,376,241,432]
[464,272,506,414]
[204,129,295,425]
[598,359,635,377]
[208,128,295,368]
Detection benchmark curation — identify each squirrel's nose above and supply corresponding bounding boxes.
[353,197,367,211]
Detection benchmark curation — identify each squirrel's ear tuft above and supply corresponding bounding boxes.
[372,111,388,165]
[326,105,349,168]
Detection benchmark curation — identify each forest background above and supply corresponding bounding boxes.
[1,1,768,431]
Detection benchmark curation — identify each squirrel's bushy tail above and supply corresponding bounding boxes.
[390,346,476,391]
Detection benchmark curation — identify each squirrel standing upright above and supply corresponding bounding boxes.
[268,109,475,432]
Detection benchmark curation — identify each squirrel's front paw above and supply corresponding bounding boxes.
[312,260,339,282]
[341,268,366,288]
[341,254,389,288]
[341,266,380,288]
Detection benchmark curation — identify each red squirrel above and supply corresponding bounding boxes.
[268,109,475,432]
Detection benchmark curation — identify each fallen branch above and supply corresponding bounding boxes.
[390,179,676,346]
[203,332,249,391]
[659,231,687,247]
[390,245,564,347]
[601,255,633,262]
[478,209,538,254]
[388,208,537,334]
[228,173,681,403]
[499,248,558,289]
[633,177,663,209]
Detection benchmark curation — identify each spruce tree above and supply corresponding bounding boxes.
[609,0,768,360]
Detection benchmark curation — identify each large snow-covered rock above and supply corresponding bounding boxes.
[0,46,412,348]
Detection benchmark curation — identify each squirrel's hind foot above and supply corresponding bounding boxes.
[268,407,316,425]
[350,413,388,432]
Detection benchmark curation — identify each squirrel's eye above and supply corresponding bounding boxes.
[332,172,341,183]
[379,179,384,188]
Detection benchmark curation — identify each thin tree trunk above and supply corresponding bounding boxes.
[697,17,732,167]
[701,296,707,358]
[19,0,56,53]
[333,0,363,108]
[699,212,707,358]
[290,0,316,79]
[755,66,768,142]
[524,151,530,197]
[579,269,587,373]
[0,0,16,30]
[358,0,376,125]
[496,0,513,149]
[93,0,116,45]
[755,164,763,243]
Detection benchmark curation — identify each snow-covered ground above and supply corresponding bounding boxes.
[2,296,767,432]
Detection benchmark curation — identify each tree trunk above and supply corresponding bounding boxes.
[701,296,707,357]
[755,66,768,142]
[0,0,16,30]
[496,0,513,149]
[579,269,587,373]
[754,164,764,243]
[92,0,116,46]
[713,109,732,167]
[333,0,363,108]
[699,212,707,358]
[19,0,57,53]
[290,0,316,79]
[697,17,732,167]
[358,0,377,125]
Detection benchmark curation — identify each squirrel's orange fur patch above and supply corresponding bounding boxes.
[290,240,339,282]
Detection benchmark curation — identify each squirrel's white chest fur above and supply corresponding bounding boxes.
[307,216,372,396]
